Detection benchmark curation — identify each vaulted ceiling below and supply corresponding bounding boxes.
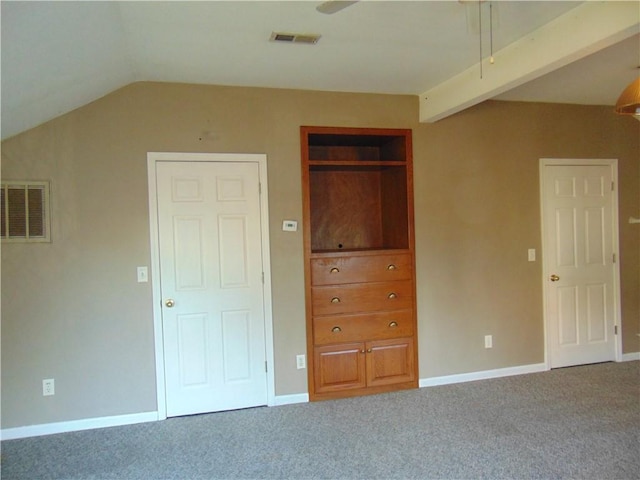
[2,1,638,140]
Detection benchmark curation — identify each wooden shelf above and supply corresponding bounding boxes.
[309,161,406,167]
[310,247,412,257]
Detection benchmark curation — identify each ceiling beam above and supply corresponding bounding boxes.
[419,2,640,123]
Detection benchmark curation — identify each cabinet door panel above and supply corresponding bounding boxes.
[313,310,414,345]
[314,343,366,394]
[312,280,413,316]
[366,338,415,387]
[311,253,413,285]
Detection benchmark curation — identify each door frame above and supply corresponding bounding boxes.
[539,158,623,369]
[147,152,275,420]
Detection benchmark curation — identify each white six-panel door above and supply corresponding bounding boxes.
[541,160,619,368]
[155,160,268,417]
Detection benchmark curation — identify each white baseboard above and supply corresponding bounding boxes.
[273,393,309,406]
[7,357,630,440]
[419,362,548,388]
[621,352,640,362]
[1,396,312,440]
[1,411,158,441]
[274,363,550,403]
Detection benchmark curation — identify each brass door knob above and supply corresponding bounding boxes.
[165,299,175,308]
[550,274,560,282]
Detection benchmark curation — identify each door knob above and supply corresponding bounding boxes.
[165,299,175,308]
[550,274,560,282]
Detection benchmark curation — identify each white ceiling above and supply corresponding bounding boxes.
[1,1,639,140]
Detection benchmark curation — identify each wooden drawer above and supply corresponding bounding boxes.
[311,253,412,286]
[313,310,414,345]
[312,280,413,316]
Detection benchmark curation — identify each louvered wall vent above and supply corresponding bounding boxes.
[270,32,321,44]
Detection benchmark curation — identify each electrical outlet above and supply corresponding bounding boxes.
[43,378,55,396]
[484,335,493,349]
[296,354,306,369]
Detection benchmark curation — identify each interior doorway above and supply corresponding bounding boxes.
[147,152,275,419]
[540,158,621,368]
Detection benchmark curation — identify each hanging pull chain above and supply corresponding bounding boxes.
[489,2,495,64]
[479,0,483,79]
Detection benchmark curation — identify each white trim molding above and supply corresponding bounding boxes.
[273,393,309,406]
[1,411,158,441]
[419,363,548,388]
[621,352,640,362]
[14,358,637,440]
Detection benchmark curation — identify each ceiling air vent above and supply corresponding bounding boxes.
[270,32,321,45]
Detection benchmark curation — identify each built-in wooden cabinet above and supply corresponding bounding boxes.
[301,126,418,401]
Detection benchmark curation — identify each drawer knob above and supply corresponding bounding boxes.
[387,264,397,271]
[388,321,398,328]
[331,297,341,304]
[387,292,397,299]
[331,326,342,333]
[360,349,366,354]
[367,348,372,353]
[329,267,340,273]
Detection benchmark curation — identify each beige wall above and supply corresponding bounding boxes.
[2,82,638,429]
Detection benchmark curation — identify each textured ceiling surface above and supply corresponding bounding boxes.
[1,1,638,139]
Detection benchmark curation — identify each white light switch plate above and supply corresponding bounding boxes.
[528,249,536,262]
[137,266,149,283]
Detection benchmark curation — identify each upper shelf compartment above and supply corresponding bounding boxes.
[301,126,414,253]
[304,127,410,164]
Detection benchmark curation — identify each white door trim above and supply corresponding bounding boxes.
[539,158,622,369]
[147,152,275,420]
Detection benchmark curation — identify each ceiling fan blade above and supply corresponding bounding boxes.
[316,1,358,15]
